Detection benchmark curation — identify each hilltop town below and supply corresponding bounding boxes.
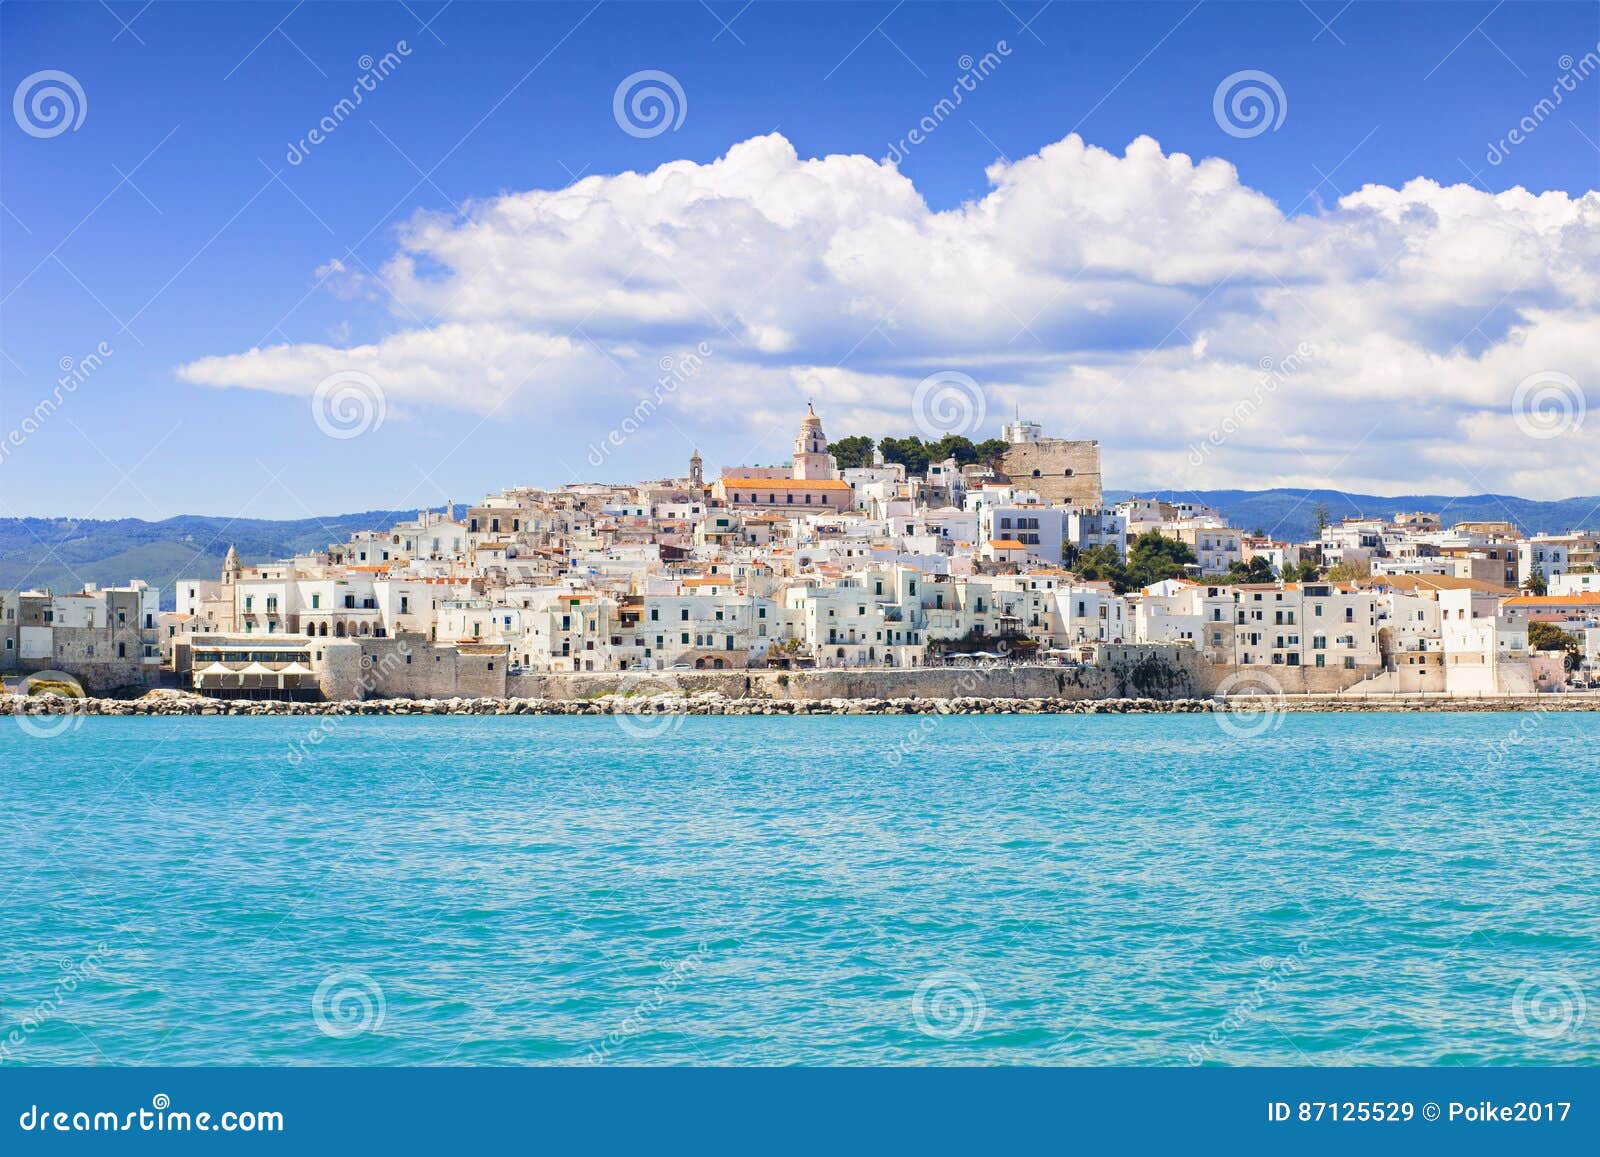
[3,405,1598,704]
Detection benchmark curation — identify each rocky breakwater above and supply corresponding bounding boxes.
[6,689,1224,717]
[7,689,1598,718]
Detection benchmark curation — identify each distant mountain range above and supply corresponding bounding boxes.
[2,490,1595,608]
[0,511,414,608]
[1103,489,1599,544]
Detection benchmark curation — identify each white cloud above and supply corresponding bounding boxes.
[178,132,1600,497]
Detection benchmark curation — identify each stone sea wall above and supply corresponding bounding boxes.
[509,645,1202,702]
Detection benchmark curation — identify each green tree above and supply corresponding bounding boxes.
[1119,531,1198,592]
[1071,544,1125,586]
[928,434,979,465]
[1314,502,1331,534]
[1523,570,1548,597]
[1528,621,1581,669]
[1326,560,1370,583]
[1528,621,1572,650]
[1288,559,1321,582]
[1219,556,1277,585]
[829,435,875,469]
[973,438,1009,467]
[878,436,931,474]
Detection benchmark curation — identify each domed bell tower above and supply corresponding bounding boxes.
[793,402,837,480]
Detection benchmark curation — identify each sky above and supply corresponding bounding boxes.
[1,0,1597,520]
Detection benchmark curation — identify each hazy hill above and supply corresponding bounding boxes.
[1102,489,1599,544]
[0,511,413,608]
[3,491,1595,608]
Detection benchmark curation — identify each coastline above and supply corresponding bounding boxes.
[8,690,1600,716]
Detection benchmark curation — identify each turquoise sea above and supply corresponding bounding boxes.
[1,712,1596,1066]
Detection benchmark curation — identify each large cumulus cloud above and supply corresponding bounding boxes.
[178,132,1600,497]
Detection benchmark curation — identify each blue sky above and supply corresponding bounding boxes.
[2,0,1597,519]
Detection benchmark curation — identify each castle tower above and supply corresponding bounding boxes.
[792,402,837,480]
[689,449,704,489]
[222,544,241,583]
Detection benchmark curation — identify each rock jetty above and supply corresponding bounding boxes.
[6,689,1598,717]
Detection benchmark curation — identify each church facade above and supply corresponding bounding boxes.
[711,404,854,513]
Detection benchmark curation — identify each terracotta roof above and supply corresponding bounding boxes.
[719,478,853,491]
[1364,574,1513,594]
[1503,594,1600,606]
[988,539,1027,550]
